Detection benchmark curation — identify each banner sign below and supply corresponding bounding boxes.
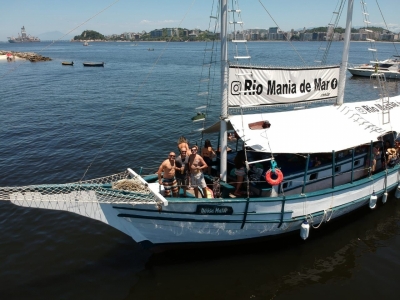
[228,65,340,106]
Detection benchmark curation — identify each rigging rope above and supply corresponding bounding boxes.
[81,0,197,181]
[375,0,399,56]
[257,0,306,65]
[315,0,346,65]
[196,0,220,141]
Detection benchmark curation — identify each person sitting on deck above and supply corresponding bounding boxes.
[228,131,239,141]
[157,152,179,197]
[309,156,321,168]
[382,140,392,168]
[395,140,400,156]
[386,148,398,167]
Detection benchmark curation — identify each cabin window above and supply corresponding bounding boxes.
[309,173,318,180]
[354,160,360,166]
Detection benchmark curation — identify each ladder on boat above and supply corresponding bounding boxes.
[361,0,379,63]
[371,72,390,125]
[362,0,390,125]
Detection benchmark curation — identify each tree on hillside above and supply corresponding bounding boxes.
[74,30,105,40]
[304,26,386,34]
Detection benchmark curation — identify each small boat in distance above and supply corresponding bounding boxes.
[348,56,400,79]
[61,61,74,66]
[83,62,104,67]
[83,41,89,46]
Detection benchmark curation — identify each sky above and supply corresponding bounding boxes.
[1,0,399,42]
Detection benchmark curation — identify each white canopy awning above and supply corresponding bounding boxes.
[342,95,400,135]
[203,96,400,153]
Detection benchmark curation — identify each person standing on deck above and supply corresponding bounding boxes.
[371,143,381,173]
[234,150,246,196]
[188,145,208,198]
[176,148,189,197]
[158,152,179,197]
[177,136,191,155]
[201,139,216,175]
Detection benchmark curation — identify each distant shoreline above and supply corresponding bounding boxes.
[2,39,399,43]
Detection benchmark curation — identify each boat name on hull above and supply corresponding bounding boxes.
[196,205,233,215]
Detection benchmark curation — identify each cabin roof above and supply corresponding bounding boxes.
[203,95,400,153]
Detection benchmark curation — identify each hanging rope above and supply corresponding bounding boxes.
[81,0,197,181]
[196,0,220,140]
[375,0,399,56]
[315,0,346,65]
[257,0,306,65]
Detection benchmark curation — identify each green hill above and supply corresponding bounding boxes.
[74,30,105,41]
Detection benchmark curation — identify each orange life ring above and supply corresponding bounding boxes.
[265,169,284,186]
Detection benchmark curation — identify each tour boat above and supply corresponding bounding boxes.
[2,0,400,252]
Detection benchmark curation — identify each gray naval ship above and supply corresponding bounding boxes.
[8,26,40,43]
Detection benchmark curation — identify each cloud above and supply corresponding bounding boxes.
[387,23,400,33]
[371,22,400,33]
[140,19,179,25]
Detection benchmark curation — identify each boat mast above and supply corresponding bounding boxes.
[219,0,228,181]
[337,0,354,105]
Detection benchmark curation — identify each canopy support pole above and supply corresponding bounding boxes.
[219,0,228,182]
[369,141,373,177]
[337,0,353,105]
[301,154,310,195]
[351,148,355,183]
[332,150,336,188]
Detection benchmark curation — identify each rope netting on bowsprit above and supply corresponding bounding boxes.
[0,170,158,223]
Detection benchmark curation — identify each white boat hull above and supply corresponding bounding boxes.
[348,67,400,79]
[99,169,398,245]
[9,167,399,248]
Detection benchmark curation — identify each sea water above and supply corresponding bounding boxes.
[0,41,400,299]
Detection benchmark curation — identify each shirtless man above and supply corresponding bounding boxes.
[178,136,191,155]
[188,145,208,198]
[158,152,179,197]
